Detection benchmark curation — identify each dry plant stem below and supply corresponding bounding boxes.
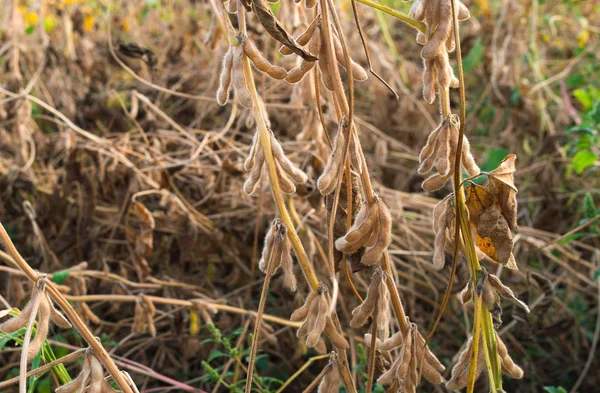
[20,285,42,393]
[355,0,426,32]
[64,294,299,327]
[468,293,483,393]
[11,0,21,79]
[320,0,408,337]
[274,354,329,393]
[238,7,318,291]
[302,363,332,393]
[242,65,319,290]
[349,0,399,99]
[245,252,278,393]
[447,0,502,389]
[0,224,134,393]
[365,297,379,393]
[323,0,355,276]
[0,348,86,390]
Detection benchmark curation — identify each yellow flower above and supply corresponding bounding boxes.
[25,11,40,26]
[84,14,95,32]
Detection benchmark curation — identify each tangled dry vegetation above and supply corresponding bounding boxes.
[0,0,599,392]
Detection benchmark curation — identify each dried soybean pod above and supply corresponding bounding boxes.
[27,294,51,360]
[280,17,319,55]
[231,47,254,108]
[324,317,348,349]
[331,32,368,81]
[436,120,452,176]
[418,122,443,173]
[244,146,265,195]
[422,172,452,191]
[274,161,297,194]
[361,200,392,266]
[285,64,314,84]
[446,337,485,390]
[48,293,72,328]
[88,353,106,393]
[397,329,413,378]
[55,370,88,393]
[317,44,335,91]
[305,0,317,9]
[259,222,277,273]
[298,292,320,338]
[461,135,480,176]
[291,292,317,321]
[227,0,238,13]
[280,234,297,291]
[243,37,287,80]
[497,334,524,378]
[432,196,452,270]
[244,132,260,171]
[421,3,452,60]
[422,59,437,104]
[343,201,379,246]
[306,294,327,347]
[317,123,345,194]
[216,46,234,106]
[409,0,425,20]
[379,330,403,351]
[0,300,35,333]
[270,133,308,184]
[318,361,341,393]
[350,273,380,327]
[334,202,369,253]
[285,29,321,83]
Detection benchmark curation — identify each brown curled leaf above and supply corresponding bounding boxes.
[488,154,518,230]
[253,0,318,62]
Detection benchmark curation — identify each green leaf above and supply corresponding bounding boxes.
[29,352,43,393]
[567,126,596,136]
[589,99,600,123]
[462,38,484,74]
[543,387,567,393]
[559,233,588,244]
[207,349,228,362]
[574,88,593,110]
[25,25,36,35]
[52,270,69,285]
[593,267,600,281]
[566,73,584,89]
[583,193,597,219]
[571,150,598,174]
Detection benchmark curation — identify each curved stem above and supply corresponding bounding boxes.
[242,55,320,292]
[0,224,134,393]
[448,0,502,390]
[355,0,426,33]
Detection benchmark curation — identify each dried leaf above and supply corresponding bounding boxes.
[252,0,318,62]
[488,154,518,230]
[465,184,515,267]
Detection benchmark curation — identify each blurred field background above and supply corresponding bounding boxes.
[0,0,599,392]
